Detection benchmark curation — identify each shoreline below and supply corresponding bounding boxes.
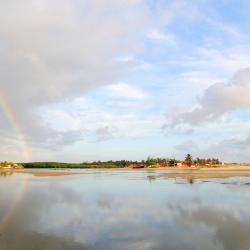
[1,165,250,178]
[0,169,82,176]
[2,165,250,172]
[137,166,250,171]
[157,172,250,179]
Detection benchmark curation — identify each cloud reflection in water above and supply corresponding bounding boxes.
[0,171,250,250]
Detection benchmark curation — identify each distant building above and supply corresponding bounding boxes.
[3,165,12,169]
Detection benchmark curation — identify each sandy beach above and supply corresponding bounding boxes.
[138,165,250,171]
[1,165,250,178]
[0,169,82,177]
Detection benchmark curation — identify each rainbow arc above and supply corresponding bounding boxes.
[0,94,32,232]
[0,94,31,161]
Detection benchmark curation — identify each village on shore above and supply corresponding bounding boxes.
[0,161,23,169]
[0,154,223,170]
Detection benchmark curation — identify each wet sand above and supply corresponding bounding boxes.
[139,165,250,171]
[0,169,82,176]
[158,172,250,179]
[1,165,250,178]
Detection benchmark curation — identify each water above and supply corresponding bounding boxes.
[1,169,250,250]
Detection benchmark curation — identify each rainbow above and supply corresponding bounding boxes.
[0,95,33,233]
[0,174,32,233]
[0,94,31,161]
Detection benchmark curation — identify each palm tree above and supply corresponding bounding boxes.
[185,154,193,167]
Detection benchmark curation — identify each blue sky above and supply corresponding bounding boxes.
[1,0,250,162]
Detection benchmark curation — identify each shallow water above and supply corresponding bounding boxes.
[1,170,250,250]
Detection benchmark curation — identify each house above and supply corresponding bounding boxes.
[3,165,12,169]
[177,161,187,167]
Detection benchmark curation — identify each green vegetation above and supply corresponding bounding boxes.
[168,159,177,166]
[185,154,193,167]
[145,157,158,167]
[0,155,222,169]
[22,162,89,169]
[22,161,134,169]
[194,157,221,165]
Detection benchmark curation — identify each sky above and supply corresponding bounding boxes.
[1,0,250,163]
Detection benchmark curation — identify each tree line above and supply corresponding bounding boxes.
[18,154,221,169]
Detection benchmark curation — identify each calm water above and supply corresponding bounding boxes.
[1,169,250,250]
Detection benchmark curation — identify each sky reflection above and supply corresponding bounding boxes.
[0,171,250,250]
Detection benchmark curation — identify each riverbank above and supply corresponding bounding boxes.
[2,165,250,178]
[0,169,82,176]
[157,172,250,179]
[138,165,250,171]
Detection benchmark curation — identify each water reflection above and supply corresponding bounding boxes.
[0,171,250,250]
[0,171,13,177]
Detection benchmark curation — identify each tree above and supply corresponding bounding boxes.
[185,154,193,167]
[168,158,177,167]
[145,157,157,167]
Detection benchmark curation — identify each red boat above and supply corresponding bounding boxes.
[132,164,145,169]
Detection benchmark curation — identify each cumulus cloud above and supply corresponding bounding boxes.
[167,68,250,127]
[173,135,250,163]
[205,135,250,163]
[95,126,113,142]
[0,0,156,157]
[2,0,250,162]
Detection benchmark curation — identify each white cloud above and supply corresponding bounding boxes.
[0,0,150,107]
[0,0,156,159]
[1,0,250,162]
[166,68,250,127]
[148,30,178,44]
[96,126,113,142]
[107,83,146,99]
[42,110,81,132]
[182,47,250,78]
[40,95,164,144]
